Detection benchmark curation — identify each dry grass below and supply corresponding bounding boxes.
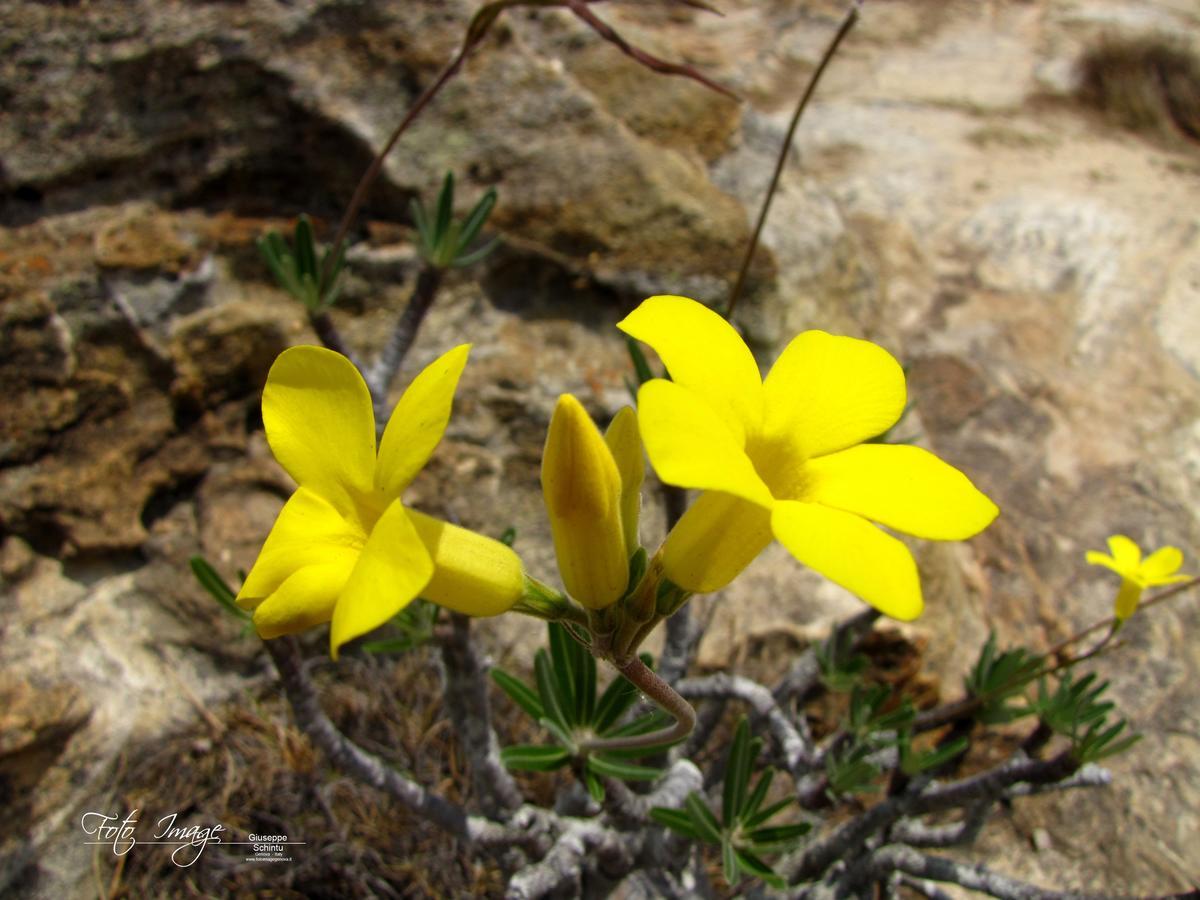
[102,646,555,899]
[1075,37,1200,146]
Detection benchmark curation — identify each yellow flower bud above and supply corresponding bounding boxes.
[604,406,645,557]
[407,510,525,616]
[541,394,629,609]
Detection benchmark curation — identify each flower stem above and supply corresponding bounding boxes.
[579,655,696,753]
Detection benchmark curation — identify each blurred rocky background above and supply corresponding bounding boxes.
[1,0,1198,895]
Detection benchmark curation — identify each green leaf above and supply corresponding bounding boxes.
[577,638,597,726]
[721,839,740,888]
[741,767,775,823]
[732,847,785,888]
[743,796,793,830]
[434,171,455,247]
[587,754,662,782]
[745,822,811,849]
[723,718,753,824]
[625,336,656,387]
[501,745,571,771]
[649,807,705,841]
[410,197,431,248]
[684,792,723,843]
[450,235,500,268]
[584,768,605,803]
[189,556,251,622]
[294,215,317,279]
[593,672,641,734]
[534,649,571,732]
[491,668,545,721]
[499,526,517,547]
[455,187,497,254]
[548,624,578,726]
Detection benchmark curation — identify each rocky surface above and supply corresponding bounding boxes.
[1,0,1198,896]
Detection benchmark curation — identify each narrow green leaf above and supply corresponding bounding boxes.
[410,197,431,248]
[649,807,705,841]
[539,716,576,751]
[490,669,545,721]
[626,335,655,386]
[594,673,641,734]
[534,649,571,732]
[587,754,662,782]
[584,768,605,803]
[499,526,517,547]
[189,556,250,622]
[451,235,500,268]
[724,717,753,824]
[500,745,571,771]
[743,796,793,830]
[721,839,740,887]
[732,847,785,888]
[685,792,723,843]
[434,171,455,244]
[741,768,775,823]
[455,187,497,253]
[548,623,578,726]
[746,823,812,847]
[578,640,597,725]
[294,216,317,278]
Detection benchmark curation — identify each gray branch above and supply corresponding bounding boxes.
[506,819,636,900]
[263,636,551,853]
[438,614,524,817]
[367,263,442,424]
[866,845,1105,900]
[677,673,816,773]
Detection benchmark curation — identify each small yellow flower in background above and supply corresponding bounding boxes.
[1086,535,1190,621]
[542,395,632,610]
[618,295,998,621]
[237,344,524,657]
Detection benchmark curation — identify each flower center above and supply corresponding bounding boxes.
[745,432,810,501]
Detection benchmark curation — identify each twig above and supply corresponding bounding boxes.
[677,672,815,773]
[367,263,444,423]
[725,0,862,319]
[505,818,635,900]
[866,845,1103,900]
[262,636,550,852]
[438,613,524,817]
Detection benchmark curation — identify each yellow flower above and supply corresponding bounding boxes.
[1086,535,1190,621]
[236,344,524,657]
[617,295,998,621]
[542,395,632,610]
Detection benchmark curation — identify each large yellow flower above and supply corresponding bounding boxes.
[236,344,523,656]
[618,295,998,620]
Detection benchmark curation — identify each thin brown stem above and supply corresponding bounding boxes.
[725,1,862,319]
[579,655,696,753]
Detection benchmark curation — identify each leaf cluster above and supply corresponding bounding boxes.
[411,172,499,269]
[257,215,347,311]
[494,623,668,801]
[651,718,809,889]
[965,632,1043,724]
[1032,671,1141,763]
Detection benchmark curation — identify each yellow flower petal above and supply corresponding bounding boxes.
[772,501,922,620]
[1140,545,1184,583]
[252,560,356,640]
[762,330,905,459]
[542,395,628,609]
[375,344,471,500]
[605,406,645,556]
[618,295,764,443]
[806,444,998,540]
[330,500,433,658]
[637,380,773,507]
[1114,578,1143,621]
[262,346,377,525]
[237,487,364,607]
[1085,550,1124,576]
[661,491,773,593]
[1106,535,1141,573]
[408,510,525,616]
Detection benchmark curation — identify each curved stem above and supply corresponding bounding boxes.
[725,1,861,319]
[579,655,696,753]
